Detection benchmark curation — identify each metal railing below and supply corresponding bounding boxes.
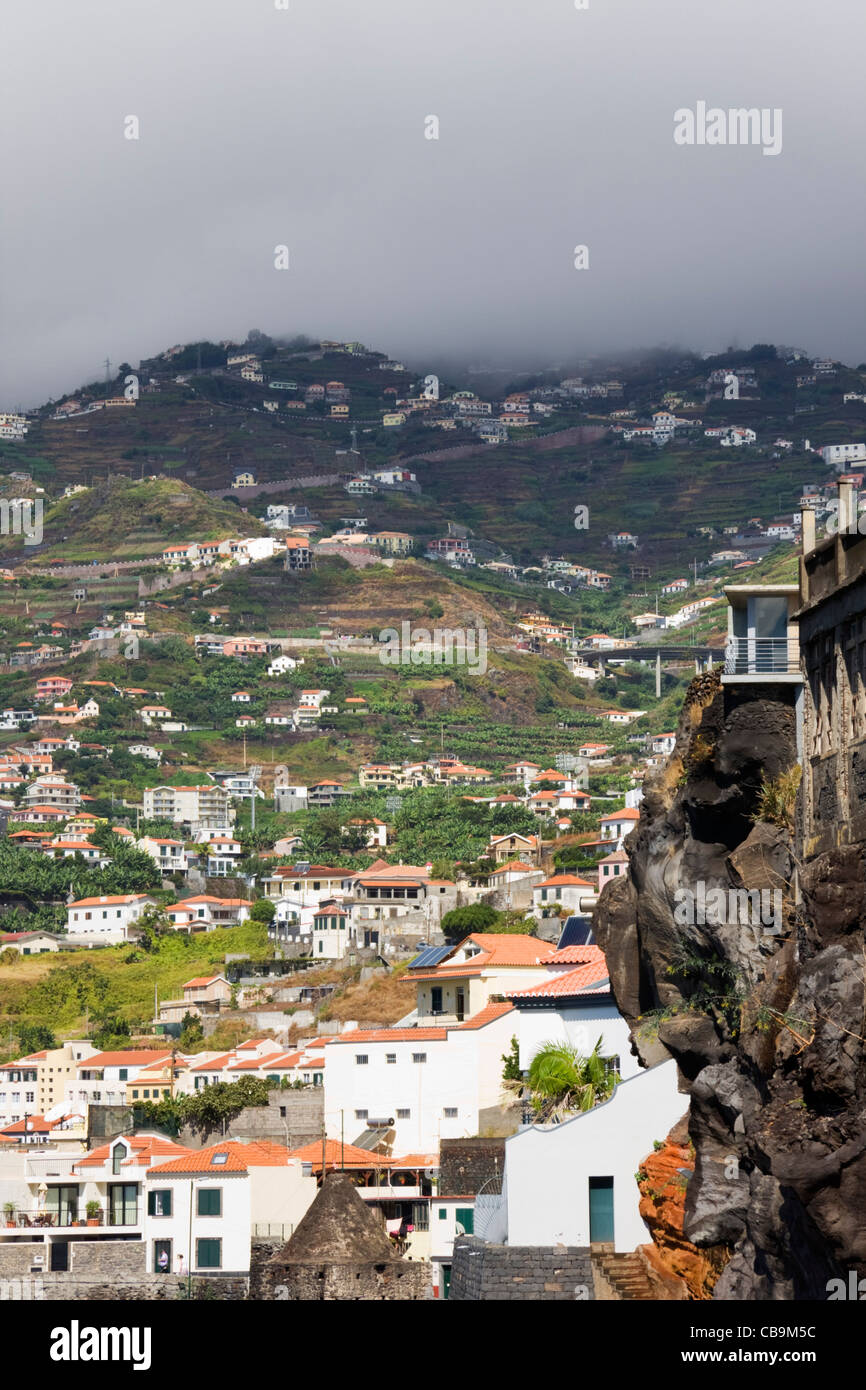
[2,1205,143,1229]
[724,637,800,675]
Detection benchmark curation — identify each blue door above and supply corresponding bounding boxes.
[589,1176,614,1243]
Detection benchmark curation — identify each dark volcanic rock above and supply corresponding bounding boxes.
[595,669,864,1299]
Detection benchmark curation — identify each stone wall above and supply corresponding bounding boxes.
[265,1260,432,1301]
[449,1236,594,1301]
[438,1138,506,1195]
[177,1088,323,1148]
[0,1240,247,1300]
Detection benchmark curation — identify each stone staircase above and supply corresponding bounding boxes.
[592,1248,659,1300]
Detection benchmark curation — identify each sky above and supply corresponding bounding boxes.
[3,0,866,407]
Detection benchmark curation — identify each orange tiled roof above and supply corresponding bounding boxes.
[507,954,610,999]
[287,1139,425,1171]
[76,1134,191,1167]
[76,1050,171,1069]
[455,1001,514,1029]
[148,1140,292,1174]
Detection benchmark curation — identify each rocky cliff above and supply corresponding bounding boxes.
[596,669,865,1299]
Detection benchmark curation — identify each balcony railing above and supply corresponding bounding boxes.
[2,1205,141,1230]
[724,637,800,675]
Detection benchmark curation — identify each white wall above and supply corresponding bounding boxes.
[323,1014,514,1153]
[515,1003,640,1079]
[503,1060,685,1251]
[144,1173,250,1275]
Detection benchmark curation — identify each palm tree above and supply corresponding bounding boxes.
[523,1037,619,1123]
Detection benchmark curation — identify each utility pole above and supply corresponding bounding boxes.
[656,652,661,700]
[104,357,112,383]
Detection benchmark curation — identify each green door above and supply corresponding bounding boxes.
[588,1177,614,1243]
[442,1265,451,1300]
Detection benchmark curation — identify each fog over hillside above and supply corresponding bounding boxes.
[3,0,866,406]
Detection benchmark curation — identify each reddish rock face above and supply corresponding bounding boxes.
[636,1121,729,1300]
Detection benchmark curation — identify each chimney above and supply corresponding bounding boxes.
[838,480,854,535]
[800,506,816,554]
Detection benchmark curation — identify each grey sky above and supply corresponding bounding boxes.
[3,0,865,406]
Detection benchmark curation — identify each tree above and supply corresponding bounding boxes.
[178,1012,204,1050]
[17,1023,58,1054]
[501,1036,521,1083]
[523,1038,619,1122]
[248,899,275,925]
[440,903,500,942]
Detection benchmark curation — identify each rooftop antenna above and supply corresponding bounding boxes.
[104,357,112,383]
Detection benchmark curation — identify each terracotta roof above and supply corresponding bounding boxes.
[77,1050,172,1069]
[408,932,556,980]
[600,808,640,822]
[488,860,538,876]
[508,955,610,999]
[548,944,603,965]
[328,1027,448,1043]
[76,1134,191,1167]
[183,975,226,988]
[148,1140,292,1174]
[455,1001,514,1029]
[68,893,152,907]
[287,1139,400,1172]
[536,874,595,888]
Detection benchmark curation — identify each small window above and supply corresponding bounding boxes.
[355,1055,368,1066]
[148,1189,172,1217]
[397,1108,410,1120]
[443,1107,457,1118]
[118,1068,128,1081]
[354,1109,368,1121]
[385,1053,396,1065]
[210,1153,229,1166]
[196,1238,222,1270]
[111,1143,126,1175]
[412,1053,427,1064]
[197,1188,222,1216]
[438,1208,447,1220]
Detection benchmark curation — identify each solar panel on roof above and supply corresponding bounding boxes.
[557,916,595,949]
[408,944,451,970]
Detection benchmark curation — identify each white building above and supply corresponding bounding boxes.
[532,874,596,920]
[144,1139,317,1274]
[599,809,640,844]
[138,837,189,874]
[478,1060,684,1250]
[323,1002,517,1155]
[819,442,866,467]
[65,893,157,944]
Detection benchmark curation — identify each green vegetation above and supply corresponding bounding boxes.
[517,1038,620,1122]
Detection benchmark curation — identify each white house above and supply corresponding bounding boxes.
[65,893,157,944]
[144,1139,317,1275]
[476,1060,684,1251]
[599,808,640,844]
[819,443,866,467]
[311,902,356,960]
[651,733,676,755]
[267,655,300,676]
[138,837,189,874]
[532,874,595,919]
[322,1002,517,1155]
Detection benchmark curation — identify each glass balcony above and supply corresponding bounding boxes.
[724,637,800,675]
